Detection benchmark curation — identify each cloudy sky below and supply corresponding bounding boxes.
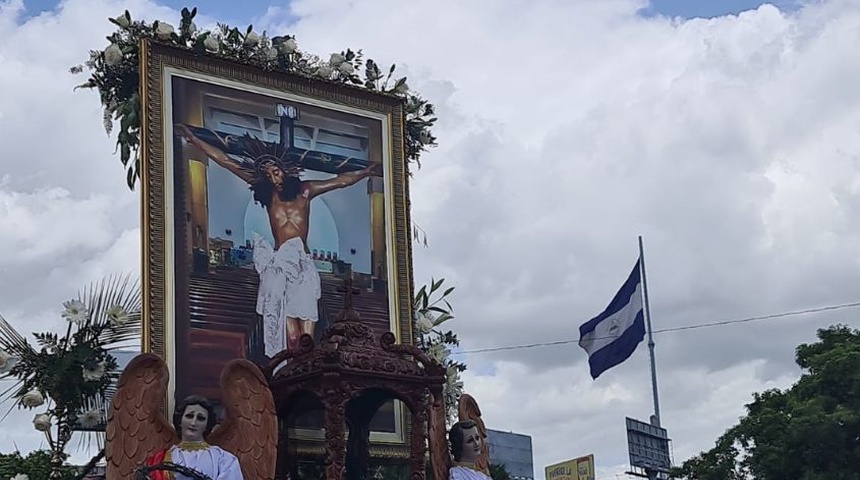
[2,0,860,478]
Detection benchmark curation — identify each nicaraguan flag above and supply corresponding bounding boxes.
[578,259,646,379]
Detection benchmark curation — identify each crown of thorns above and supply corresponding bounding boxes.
[238,133,303,178]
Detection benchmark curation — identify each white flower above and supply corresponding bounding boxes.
[280,38,297,54]
[0,350,18,375]
[428,343,450,363]
[106,304,128,326]
[244,31,260,47]
[21,390,44,408]
[187,21,197,35]
[11,473,29,480]
[78,409,104,428]
[317,65,333,78]
[394,81,410,95]
[414,312,434,334]
[103,44,123,67]
[329,53,345,66]
[82,361,106,381]
[114,14,130,28]
[203,35,219,53]
[265,47,278,61]
[32,413,51,432]
[338,62,355,75]
[155,22,175,40]
[419,130,432,145]
[62,299,89,324]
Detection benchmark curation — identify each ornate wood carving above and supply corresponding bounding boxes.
[269,280,447,480]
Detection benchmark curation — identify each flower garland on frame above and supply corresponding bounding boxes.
[412,278,466,425]
[72,7,438,190]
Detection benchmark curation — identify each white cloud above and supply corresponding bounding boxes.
[1,0,859,477]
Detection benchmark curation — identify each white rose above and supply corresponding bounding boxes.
[203,35,219,53]
[414,312,434,333]
[32,413,51,432]
[329,53,345,66]
[419,130,432,145]
[317,65,333,78]
[155,22,175,40]
[114,14,130,28]
[280,38,297,54]
[428,343,449,363]
[103,44,123,67]
[338,62,355,75]
[265,47,278,61]
[394,80,410,95]
[21,390,44,408]
[10,473,29,480]
[244,31,260,47]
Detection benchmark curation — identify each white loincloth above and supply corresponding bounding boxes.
[253,234,321,356]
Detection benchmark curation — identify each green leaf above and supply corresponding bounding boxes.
[120,142,130,164]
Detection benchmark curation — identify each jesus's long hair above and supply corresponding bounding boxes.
[239,134,303,207]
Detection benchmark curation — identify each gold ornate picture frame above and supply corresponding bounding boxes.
[139,40,414,447]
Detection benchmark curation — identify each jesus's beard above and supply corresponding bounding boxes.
[276,177,301,201]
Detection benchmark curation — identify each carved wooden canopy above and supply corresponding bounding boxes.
[264,288,447,480]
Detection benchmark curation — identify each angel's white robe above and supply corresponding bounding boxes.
[166,442,244,480]
[450,465,491,480]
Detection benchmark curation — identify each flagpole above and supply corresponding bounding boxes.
[638,235,661,427]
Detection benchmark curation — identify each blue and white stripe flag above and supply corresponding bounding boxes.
[578,259,646,379]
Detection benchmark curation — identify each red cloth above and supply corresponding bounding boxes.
[145,449,169,480]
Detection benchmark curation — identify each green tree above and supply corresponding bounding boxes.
[0,451,77,480]
[671,325,860,480]
[489,463,512,480]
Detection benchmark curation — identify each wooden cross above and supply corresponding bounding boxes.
[336,276,361,322]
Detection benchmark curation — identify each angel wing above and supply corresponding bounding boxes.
[105,353,178,480]
[458,394,491,476]
[208,359,278,480]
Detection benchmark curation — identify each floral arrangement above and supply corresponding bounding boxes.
[412,278,465,424]
[0,276,141,479]
[72,7,438,190]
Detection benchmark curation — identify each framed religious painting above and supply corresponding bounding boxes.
[139,40,414,450]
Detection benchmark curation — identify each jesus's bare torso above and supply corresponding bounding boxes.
[267,185,311,251]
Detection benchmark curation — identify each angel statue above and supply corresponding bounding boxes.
[429,393,492,480]
[104,353,277,480]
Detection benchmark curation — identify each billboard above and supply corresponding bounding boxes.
[545,455,595,480]
[626,417,671,474]
[139,42,413,446]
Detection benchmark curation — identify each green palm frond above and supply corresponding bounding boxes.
[80,273,142,348]
[0,313,36,358]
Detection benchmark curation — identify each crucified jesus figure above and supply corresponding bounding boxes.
[175,124,381,356]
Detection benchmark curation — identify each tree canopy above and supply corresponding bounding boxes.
[671,324,860,480]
